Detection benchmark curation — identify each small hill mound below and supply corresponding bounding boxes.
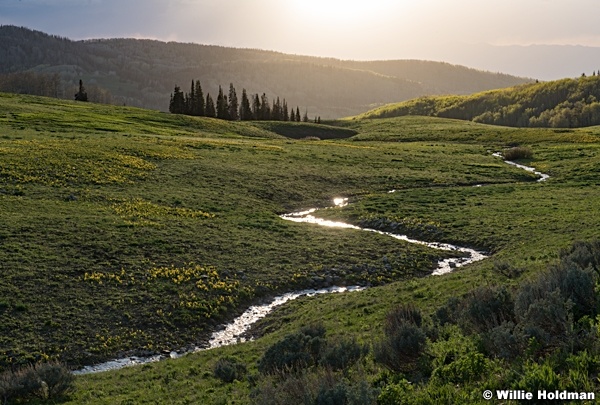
[353,76,600,128]
[252,121,357,140]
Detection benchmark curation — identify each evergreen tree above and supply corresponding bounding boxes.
[252,94,261,120]
[228,83,239,120]
[283,99,289,121]
[169,85,185,114]
[239,89,253,121]
[205,93,216,117]
[296,107,301,122]
[216,85,230,119]
[260,93,271,120]
[289,108,295,122]
[188,80,196,115]
[303,110,309,122]
[74,79,88,102]
[195,80,205,116]
[184,92,191,115]
[271,97,280,121]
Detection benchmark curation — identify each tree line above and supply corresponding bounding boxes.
[169,81,320,123]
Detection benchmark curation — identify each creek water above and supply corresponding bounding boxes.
[492,152,550,182]
[280,199,487,276]
[74,153,548,375]
[74,286,364,375]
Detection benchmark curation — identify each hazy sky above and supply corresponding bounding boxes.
[1,0,599,63]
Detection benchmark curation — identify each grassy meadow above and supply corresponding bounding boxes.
[1,93,600,403]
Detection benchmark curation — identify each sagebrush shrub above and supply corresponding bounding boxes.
[503,146,533,160]
[559,240,600,274]
[482,321,522,360]
[0,361,73,403]
[515,290,571,350]
[251,368,377,405]
[462,286,515,334]
[319,338,368,371]
[258,324,326,375]
[213,356,247,383]
[384,304,423,331]
[375,305,427,373]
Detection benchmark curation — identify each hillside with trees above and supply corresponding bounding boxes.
[355,75,600,128]
[0,25,531,118]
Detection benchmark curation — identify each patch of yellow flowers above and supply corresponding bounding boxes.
[111,198,214,226]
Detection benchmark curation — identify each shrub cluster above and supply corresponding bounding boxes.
[375,240,600,403]
[374,304,427,373]
[258,324,327,375]
[213,356,247,383]
[0,362,74,403]
[251,368,377,405]
[502,146,534,161]
[252,324,374,404]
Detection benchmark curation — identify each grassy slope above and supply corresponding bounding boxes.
[350,76,600,128]
[1,94,600,403]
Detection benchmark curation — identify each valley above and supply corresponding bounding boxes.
[1,92,600,403]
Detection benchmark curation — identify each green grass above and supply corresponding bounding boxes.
[1,93,600,403]
[348,75,600,128]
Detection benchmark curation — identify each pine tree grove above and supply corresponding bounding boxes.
[168,80,315,122]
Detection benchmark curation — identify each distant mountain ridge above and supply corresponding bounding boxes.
[0,25,531,118]
[428,42,600,81]
[354,75,600,128]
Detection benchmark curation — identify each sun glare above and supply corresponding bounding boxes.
[288,0,398,23]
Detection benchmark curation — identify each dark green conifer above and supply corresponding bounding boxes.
[252,94,261,120]
[260,93,270,120]
[169,85,185,114]
[216,86,230,119]
[74,79,88,102]
[188,80,196,115]
[283,99,289,121]
[228,83,239,120]
[272,97,282,121]
[205,93,216,117]
[239,89,253,121]
[195,80,205,116]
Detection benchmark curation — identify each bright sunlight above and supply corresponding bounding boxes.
[287,0,400,23]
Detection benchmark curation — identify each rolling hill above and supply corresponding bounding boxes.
[353,75,600,128]
[0,25,531,118]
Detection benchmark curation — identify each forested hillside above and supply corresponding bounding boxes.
[0,25,531,118]
[355,75,600,128]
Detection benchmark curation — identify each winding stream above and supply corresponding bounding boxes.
[493,152,550,182]
[281,199,487,276]
[74,286,364,375]
[74,153,548,375]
